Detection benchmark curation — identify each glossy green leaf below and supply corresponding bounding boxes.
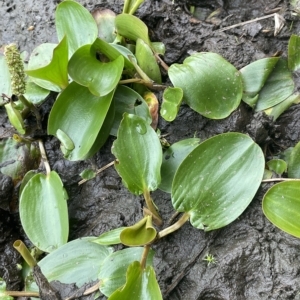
[92,38,135,71]
[115,14,151,46]
[93,227,126,245]
[160,87,183,121]
[151,42,165,55]
[48,82,114,161]
[26,237,113,292]
[136,38,161,83]
[159,138,200,193]
[120,216,157,246]
[4,102,25,134]
[79,168,96,181]
[288,141,300,178]
[27,43,61,92]
[267,159,287,175]
[168,52,243,119]
[264,93,300,120]
[0,55,12,96]
[172,132,265,230]
[55,0,98,57]
[92,9,116,43]
[0,138,40,183]
[68,44,124,97]
[288,34,300,71]
[240,57,279,107]
[24,81,50,105]
[108,261,162,300]
[19,171,69,252]
[26,36,69,90]
[112,113,162,195]
[255,59,294,111]
[110,86,151,136]
[262,181,300,238]
[99,247,154,297]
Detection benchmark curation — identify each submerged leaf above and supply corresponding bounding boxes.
[168,52,243,119]
[262,181,300,238]
[172,133,265,230]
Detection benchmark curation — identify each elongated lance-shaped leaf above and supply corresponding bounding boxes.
[108,261,162,300]
[288,34,300,72]
[112,113,162,194]
[19,171,69,253]
[288,141,300,178]
[68,44,124,97]
[168,52,243,119]
[55,0,98,57]
[172,132,265,231]
[4,102,25,134]
[99,247,154,297]
[240,57,279,107]
[26,237,113,293]
[262,181,300,238]
[48,82,114,161]
[26,36,69,90]
[115,14,151,46]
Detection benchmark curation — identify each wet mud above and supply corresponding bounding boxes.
[1,0,300,299]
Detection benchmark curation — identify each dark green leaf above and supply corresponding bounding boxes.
[168,52,243,119]
[262,181,300,238]
[266,159,287,175]
[99,247,154,297]
[172,133,265,230]
[26,36,69,90]
[68,44,124,97]
[112,113,162,194]
[108,261,162,300]
[160,138,200,193]
[55,0,98,57]
[4,102,25,134]
[19,171,69,252]
[288,34,300,71]
[160,87,183,122]
[48,82,114,161]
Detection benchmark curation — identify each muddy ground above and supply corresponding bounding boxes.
[1,0,300,299]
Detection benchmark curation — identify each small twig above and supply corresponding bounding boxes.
[78,161,115,185]
[5,291,40,297]
[217,13,276,32]
[261,178,300,183]
[38,139,51,176]
[154,53,169,72]
[119,78,167,91]
[167,211,181,226]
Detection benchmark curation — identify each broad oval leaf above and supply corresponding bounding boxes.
[288,141,300,178]
[112,113,162,194]
[159,138,200,193]
[288,34,300,72]
[48,82,114,161]
[24,81,50,105]
[172,132,265,230]
[115,14,151,46]
[99,247,154,297]
[266,159,287,175]
[26,237,113,292]
[160,87,183,122]
[136,38,161,83]
[110,85,151,136]
[168,52,243,119]
[255,59,294,111]
[26,36,69,90]
[262,181,300,238]
[19,171,69,252]
[55,0,98,57]
[27,43,61,92]
[68,44,124,97]
[108,261,162,300]
[120,216,157,246]
[240,57,279,107]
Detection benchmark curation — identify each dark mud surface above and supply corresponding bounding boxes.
[1,0,300,299]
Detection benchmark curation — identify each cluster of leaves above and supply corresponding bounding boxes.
[1,0,300,298]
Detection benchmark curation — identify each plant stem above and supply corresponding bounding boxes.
[261,178,300,183]
[140,244,151,269]
[38,139,51,176]
[154,53,169,71]
[5,291,40,297]
[78,161,115,185]
[143,190,163,226]
[157,212,190,239]
[19,95,42,129]
[123,0,130,13]
[13,240,37,268]
[128,0,144,15]
[119,78,167,90]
